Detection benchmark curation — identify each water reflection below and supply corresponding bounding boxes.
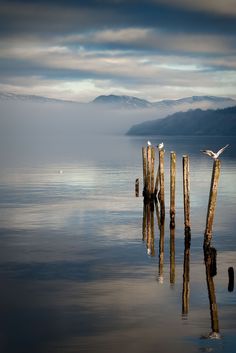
[170,226,175,285]
[182,229,191,316]
[203,245,220,339]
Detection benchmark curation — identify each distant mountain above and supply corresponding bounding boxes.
[152,95,236,110]
[92,94,152,109]
[1,92,235,112]
[0,92,77,104]
[127,106,236,136]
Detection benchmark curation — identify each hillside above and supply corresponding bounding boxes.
[127,106,236,136]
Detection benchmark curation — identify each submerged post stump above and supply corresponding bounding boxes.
[183,155,190,233]
[135,178,139,197]
[170,151,176,228]
[204,159,221,247]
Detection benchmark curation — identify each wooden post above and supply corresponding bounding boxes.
[228,267,234,292]
[150,147,155,196]
[182,230,191,316]
[170,226,175,285]
[142,147,147,196]
[204,160,221,246]
[159,149,165,223]
[146,146,152,197]
[155,164,160,196]
[183,155,190,232]
[170,151,176,228]
[204,246,220,338]
[135,178,139,197]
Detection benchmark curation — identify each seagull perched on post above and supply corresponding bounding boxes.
[147,140,152,146]
[157,142,164,151]
[200,144,229,160]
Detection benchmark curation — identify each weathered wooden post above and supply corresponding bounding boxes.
[204,160,221,247]
[159,149,165,223]
[170,226,175,285]
[204,246,220,338]
[142,147,147,197]
[150,146,155,197]
[155,164,160,196]
[228,267,234,292]
[170,151,176,228]
[146,146,152,198]
[135,178,139,197]
[183,155,190,233]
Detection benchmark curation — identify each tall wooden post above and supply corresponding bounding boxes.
[159,149,165,223]
[150,147,155,196]
[204,160,221,247]
[183,155,190,232]
[147,146,152,197]
[170,151,176,228]
[142,147,147,196]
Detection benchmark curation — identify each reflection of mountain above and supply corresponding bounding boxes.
[127,106,236,136]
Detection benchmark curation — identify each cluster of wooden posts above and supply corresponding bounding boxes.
[138,145,224,338]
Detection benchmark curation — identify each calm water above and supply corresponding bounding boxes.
[0,135,236,353]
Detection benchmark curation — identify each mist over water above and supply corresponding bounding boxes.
[0,100,236,353]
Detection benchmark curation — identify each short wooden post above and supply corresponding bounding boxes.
[170,151,176,228]
[159,149,165,223]
[228,267,234,292]
[182,230,191,316]
[135,178,139,197]
[150,147,155,196]
[183,155,190,232]
[170,226,175,285]
[142,147,147,196]
[204,160,221,247]
[204,246,220,338]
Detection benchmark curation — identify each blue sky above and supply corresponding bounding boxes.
[0,0,235,102]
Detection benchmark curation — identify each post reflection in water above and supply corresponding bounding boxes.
[158,206,165,284]
[142,202,155,256]
[182,229,191,316]
[170,226,175,285]
[203,245,221,339]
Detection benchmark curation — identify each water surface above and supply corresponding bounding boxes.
[0,135,235,353]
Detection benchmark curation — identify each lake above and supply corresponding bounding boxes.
[0,134,235,353]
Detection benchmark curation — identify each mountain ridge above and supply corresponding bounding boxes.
[127,106,236,136]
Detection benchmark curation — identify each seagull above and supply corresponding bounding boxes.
[157,142,164,151]
[200,144,229,160]
[147,140,152,146]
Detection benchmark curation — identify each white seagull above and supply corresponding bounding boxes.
[200,144,229,160]
[157,142,164,151]
[147,140,152,146]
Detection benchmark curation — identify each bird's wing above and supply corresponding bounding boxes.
[216,144,229,157]
[201,149,214,155]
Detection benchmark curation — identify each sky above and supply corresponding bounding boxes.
[0,0,236,102]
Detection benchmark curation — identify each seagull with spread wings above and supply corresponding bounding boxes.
[201,144,229,160]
